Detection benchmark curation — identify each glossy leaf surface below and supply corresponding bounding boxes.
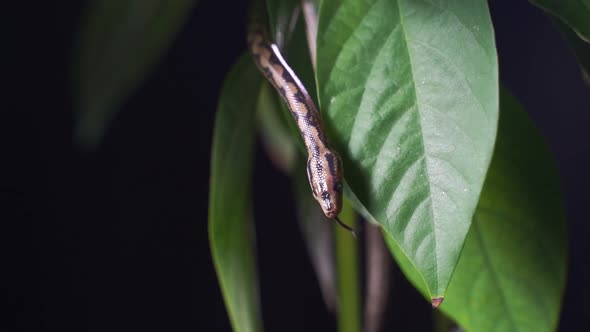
[316,0,499,298]
[389,90,567,331]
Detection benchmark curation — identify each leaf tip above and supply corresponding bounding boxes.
[431,297,444,309]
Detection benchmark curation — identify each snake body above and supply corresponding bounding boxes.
[248,25,352,231]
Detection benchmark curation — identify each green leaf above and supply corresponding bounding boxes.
[209,55,263,332]
[530,0,590,42]
[441,90,567,331]
[316,0,498,299]
[434,310,460,332]
[74,0,197,148]
[389,89,567,331]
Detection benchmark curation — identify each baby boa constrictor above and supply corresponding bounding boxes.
[247,17,354,235]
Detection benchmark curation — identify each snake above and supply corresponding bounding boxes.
[247,8,354,234]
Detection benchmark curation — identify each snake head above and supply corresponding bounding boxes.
[307,150,343,219]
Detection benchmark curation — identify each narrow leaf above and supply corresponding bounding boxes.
[316,0,498,299]
[74,0,196,147]
[390,90,567,331]
[530,0,590,42]
[554,19,590,86]
[209,55,263,332]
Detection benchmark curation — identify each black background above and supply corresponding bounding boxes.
[7,0,589,331]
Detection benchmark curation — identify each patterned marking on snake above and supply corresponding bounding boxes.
[248,25,353,233]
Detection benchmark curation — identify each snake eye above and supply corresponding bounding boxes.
[334,182,343,193]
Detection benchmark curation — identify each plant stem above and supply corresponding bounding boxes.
[335,199,361,332]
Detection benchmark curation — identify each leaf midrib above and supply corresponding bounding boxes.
[395,0,439,295]
[326,0,441,297]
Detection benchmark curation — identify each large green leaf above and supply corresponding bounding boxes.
[441,91,567,331]
[316,0,498,299]
[530,0,590,42]
[209,55,263,332]
[74,0,196,147]
[389,90,567,331]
